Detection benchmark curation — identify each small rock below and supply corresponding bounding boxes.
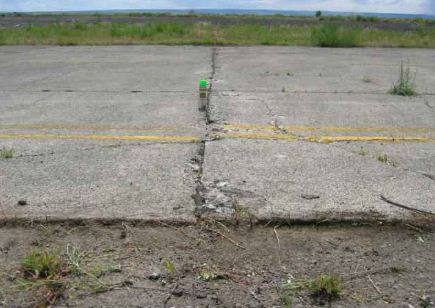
[196,292,207,299]
[171,288,184,297]
[148,272,160,281]
[301,194,320,200]
[17,200,27,206]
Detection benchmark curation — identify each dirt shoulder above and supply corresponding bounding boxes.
[0,222,433,307]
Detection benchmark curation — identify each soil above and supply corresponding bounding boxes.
[0,14,430,31]
[0,222,434,307]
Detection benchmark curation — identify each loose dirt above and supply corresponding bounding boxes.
[0,222,433,307]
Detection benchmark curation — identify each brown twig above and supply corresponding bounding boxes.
[205,227,246,250]
[380,195,435,216]
[273,225,282,267]
[368,275,382,294]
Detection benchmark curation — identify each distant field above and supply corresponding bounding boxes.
[1,13,435,47]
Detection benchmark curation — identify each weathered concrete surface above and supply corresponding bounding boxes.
[210,92,435,135]
[201,47,435,223]
[0,141,198,222]
[201,139,434,222]
[0,46,212,92]
[213,47,435,94]
[1,46,434,224]
[0,46,212,222]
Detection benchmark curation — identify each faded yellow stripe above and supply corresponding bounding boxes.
[219,133,299,141]
[306,136,435,143]
[0,133,200,143]
[222,124,435,134]
[0,124,187,133]
[218,133,435,143]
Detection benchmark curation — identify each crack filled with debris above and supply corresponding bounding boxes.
[192,47,217,219]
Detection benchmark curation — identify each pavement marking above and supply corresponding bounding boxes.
[305,136,435,143]
[218,133,435,143]
[0,133,201,143]
[221,124,435,133]
[0,124,192,133]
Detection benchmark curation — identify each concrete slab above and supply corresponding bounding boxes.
[1,45,434,224]
[214,47,435,94]
[0,92,204,136]
[0,46,212,222]
[202,46,435,224]
[0,46,212,92]
[0,140,198,222]
[201,139,435,222]
[210,92,435,135]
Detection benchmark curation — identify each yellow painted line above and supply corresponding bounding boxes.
[0,133,200,143]
[0,124,188,133]
[218,133,298,141]
[218,133,435,143]
[221,124,435,134]
[306,136,435,143]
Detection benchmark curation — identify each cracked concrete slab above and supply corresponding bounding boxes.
[1,45,434,224]
[201,46,435,224]
[201,139,435,222]
[210,92,435,136]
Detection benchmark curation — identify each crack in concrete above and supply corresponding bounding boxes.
[192,47,217,218]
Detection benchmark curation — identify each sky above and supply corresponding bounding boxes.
[0,0,433,15]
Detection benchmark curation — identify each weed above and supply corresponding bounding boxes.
[21,250,67,279]
[307,274,342,304]
[362,76,372,83]
[311,24,359,47]
[389,62,416,96]
[358,147,368,156]
[420,295,433,308]
[19,250,69,306]
[163,261,175,273]
[377,154,398,167]
[0,148,14,159]
[377,154,388,163]
[66,244,83,276]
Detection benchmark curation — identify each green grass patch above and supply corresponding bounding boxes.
[308,274,343,303]
[0,22,434,47]
[311,24,360,47]
[0,148,14,159]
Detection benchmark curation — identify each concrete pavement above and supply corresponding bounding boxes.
[0,46,434,224]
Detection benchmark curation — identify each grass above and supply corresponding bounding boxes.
[19,250,69,306]
[308,274,342,303]
[0,21,434,47]
[362,76,373,83]
[17,246,118,306]
[377,154,398,167]
[0,148,14,159]
[377,154,389,163]
[311,24,359,47]
[389,62,417,96]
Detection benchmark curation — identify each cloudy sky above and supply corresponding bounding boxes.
[0,0,433,14]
